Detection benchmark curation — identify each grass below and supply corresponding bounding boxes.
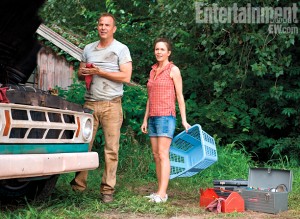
[1,144,299,219]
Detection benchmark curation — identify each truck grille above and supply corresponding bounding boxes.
[0,103,93,144]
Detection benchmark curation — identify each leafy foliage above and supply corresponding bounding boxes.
[40,0,300,165]
[147,0,300,165]
[57,76,85,105]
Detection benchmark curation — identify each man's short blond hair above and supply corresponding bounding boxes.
[99,12,116,26]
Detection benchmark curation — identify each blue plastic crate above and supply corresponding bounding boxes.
[169,124,217,179]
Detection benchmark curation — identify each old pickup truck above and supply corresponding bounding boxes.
[0,0,98,201]
[0,86,99,200]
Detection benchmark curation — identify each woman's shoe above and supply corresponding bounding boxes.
[144,193,156,199]
[149,194,168,203]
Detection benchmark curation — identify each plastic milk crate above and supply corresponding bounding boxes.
[169,124,217,179]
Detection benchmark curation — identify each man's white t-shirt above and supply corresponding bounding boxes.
[82,39,132,101]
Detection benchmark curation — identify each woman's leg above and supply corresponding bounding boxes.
[156,136,172,198]
[148,116,175,200]
[150,137,161,188]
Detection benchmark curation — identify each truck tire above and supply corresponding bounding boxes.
[0,175,59,201]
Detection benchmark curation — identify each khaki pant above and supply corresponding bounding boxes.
[70,97,123,195]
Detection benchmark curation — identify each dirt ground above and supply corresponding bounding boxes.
[1,182,298,219]
[96,206,298,219]
[102,182,299,219]
[96,207,298,219]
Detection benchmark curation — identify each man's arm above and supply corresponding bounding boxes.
[80,62,132,83]
[77,62,87,81]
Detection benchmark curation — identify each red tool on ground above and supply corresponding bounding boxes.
[200,188,245,213]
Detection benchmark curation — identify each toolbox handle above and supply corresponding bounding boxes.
[248,198,258,202]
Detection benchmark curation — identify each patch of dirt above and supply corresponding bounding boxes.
[95,211,166,219]
[127,183,298,219]
[95,210,298,219]
[132,182,196,205]
[132,182,156,196]
[96,209,298,219]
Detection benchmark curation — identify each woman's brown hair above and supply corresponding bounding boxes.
[154,38,172,52]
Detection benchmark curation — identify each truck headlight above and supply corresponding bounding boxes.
[83,118,92,141]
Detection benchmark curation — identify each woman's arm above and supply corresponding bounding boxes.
[171,66,190,131]
[141,99,150,133]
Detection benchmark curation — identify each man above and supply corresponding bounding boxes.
[70,13,132,203]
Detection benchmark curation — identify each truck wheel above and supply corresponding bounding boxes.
[0,175,59,201]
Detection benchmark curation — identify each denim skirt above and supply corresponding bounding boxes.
[148,116,176,139]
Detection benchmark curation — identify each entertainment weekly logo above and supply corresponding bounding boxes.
[195,3,299,35]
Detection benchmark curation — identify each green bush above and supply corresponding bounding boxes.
[42,0,300,166]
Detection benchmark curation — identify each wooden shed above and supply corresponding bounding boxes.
[36,47,75,90]
[31,24,83,90]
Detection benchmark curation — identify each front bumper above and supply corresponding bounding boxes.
[0,152,99,180]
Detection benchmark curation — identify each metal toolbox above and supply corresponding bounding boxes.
[241,168,293,214]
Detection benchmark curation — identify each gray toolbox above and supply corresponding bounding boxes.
[241,168,293,214]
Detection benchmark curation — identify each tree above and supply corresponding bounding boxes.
[40,0,300,165]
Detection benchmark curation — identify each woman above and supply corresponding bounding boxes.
[141,38,190,203]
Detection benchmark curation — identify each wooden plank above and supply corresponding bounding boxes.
[36,24,83,61]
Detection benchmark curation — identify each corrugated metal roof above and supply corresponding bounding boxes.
[36,24,83,61]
